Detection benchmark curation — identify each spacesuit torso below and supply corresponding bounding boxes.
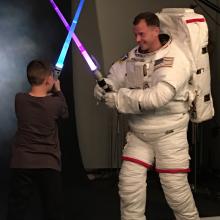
[107,34,191,133]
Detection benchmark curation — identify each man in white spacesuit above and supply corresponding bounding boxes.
[94,12,200,220]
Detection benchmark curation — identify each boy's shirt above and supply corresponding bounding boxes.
[10,91,69,171]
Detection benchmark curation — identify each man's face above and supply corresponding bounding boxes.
[133,19,159,51]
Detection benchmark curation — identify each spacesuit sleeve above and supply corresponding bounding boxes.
[116,81,175,114]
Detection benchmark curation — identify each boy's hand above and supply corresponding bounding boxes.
[53,80,61,92]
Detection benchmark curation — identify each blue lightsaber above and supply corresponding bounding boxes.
[54,0,85,78]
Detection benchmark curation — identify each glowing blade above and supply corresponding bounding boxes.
[50,0,97,71]
[55,0,85,69]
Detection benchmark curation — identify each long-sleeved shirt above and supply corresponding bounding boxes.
[10,91,69,171]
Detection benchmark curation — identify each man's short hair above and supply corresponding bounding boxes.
[133,12,160,27]
[27,59,53,85]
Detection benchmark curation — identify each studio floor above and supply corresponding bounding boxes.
[0,171,220,220]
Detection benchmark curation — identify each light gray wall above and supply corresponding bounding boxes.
[72,0,220,169]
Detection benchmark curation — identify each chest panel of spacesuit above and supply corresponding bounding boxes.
[125,53,156,89]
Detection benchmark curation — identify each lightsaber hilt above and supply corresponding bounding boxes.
[93,69,112,92]
[53,66,62,79]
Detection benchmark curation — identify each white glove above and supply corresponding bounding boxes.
[94,84,105,101]
[94,78,116,101]
[104,92,118,109]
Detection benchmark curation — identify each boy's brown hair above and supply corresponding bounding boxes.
[27,59,53,85]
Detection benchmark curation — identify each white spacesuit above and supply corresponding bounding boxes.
[93,9,210,220]
[105,36,199,220]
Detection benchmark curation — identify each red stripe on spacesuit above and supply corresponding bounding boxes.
[186,18,205,23]
[155,168,191,173]
[122,156,153,169]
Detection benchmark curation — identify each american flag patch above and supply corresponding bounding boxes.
[154,57,174,70]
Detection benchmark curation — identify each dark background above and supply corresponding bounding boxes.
[0,0,86,187]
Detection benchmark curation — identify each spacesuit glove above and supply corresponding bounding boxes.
[104,92,118,109]
[94,84,106,101]
[94,78,116,101]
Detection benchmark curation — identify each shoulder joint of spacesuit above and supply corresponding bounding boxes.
[119,53,129,62]
[111,53,129,66]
